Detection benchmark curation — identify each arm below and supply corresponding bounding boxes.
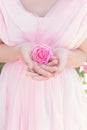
[49,39,87,75]
[0,41,57,80]
[0,41,21,63]
[67,39,87,68]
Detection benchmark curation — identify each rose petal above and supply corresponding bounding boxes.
[31,44,53,64]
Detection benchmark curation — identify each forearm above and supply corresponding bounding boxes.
[0,42,21,63]
[67,48,87,68]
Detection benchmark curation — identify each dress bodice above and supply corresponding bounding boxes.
[0,0,87,49]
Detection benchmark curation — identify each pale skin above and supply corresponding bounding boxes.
[0,0,87,81]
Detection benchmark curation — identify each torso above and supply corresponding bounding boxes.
[20,0,58,17]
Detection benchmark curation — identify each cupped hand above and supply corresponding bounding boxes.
[26,56,58,80]
[20,43,58,80]
[20,43,34,69]
[50,47,69,76]
[31,47,70,79]
[20,44,69,80]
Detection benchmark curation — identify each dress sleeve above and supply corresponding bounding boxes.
[70,1,87,49]
[0,9,11,45]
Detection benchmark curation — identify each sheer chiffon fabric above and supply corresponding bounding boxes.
[0,0,87,130]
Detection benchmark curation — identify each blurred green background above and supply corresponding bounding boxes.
[0,63,4,73]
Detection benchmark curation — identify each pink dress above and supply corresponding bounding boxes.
[0,0,87,130]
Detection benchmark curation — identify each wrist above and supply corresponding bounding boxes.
[53,47,70,68]
[13,44,22,60]
[67,49,87,68]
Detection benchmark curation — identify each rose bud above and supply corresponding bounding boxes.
[31,44,53,64]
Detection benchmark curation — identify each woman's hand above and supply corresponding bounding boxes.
[48,47,87,76]
[26,56,58,80]
[20,43,34,69]
[47,48,69,76]
[20,43,58,80]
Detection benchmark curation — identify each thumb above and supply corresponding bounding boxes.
[27,56,33,69]
[26,51,33,69]
[20,43,34,69]
[54,60,65,76]
[22,50,33,70]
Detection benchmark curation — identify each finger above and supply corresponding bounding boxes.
[40,64,58,73]
[49,56,56,62]
[22,48,33,69]
[53,56,57,59]
[47,59,58,66]
[26,66,52,80]
[33,75,49,81]
[26,70,49,80]
[26,66,39,76]
[53,61,65,76]
[27,56,33,69]
[26,66,34,73]
[33,62,53,77]
[26,71,39,77]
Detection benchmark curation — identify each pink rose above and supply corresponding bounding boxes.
[31,44,53,64]
[83,65,87,73]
